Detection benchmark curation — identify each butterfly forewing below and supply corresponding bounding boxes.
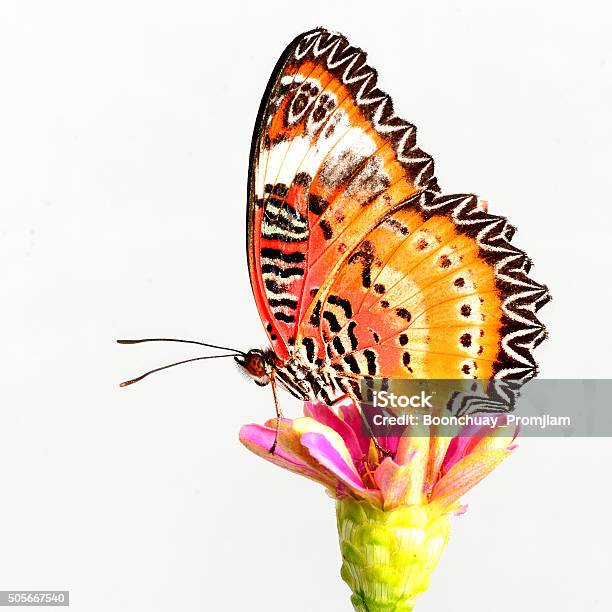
[248,29,437,359]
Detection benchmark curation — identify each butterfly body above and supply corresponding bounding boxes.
[236,345,353,403]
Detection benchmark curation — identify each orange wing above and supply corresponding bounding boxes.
[247,28,437,361]
[301,193,549,381]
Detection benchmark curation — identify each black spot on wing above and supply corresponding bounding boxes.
[310,300,322,328]
[384,217,410,236]
[260,248,305,264]
[261,263,304,278]
[302,337,316,363]
[268,298,299,309]
[271,184,288,198]
[294,172,312,188]
[265,279,286,294]
[348,240,375,288]
[309,194,329,216]
[438,255,452,269]
[347,321,359,351]
[320,219,333,239]
[396,308,412,321]
[323,311,341,333]
[402,351,413,373]
[327,295,353,318]
[332,336,346,355]
[363,349,378,375]
[343,355,361,374]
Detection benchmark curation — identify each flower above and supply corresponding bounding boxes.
[240,397,517,512]
[240,398,518,611]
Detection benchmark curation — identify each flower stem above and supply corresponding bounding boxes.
[336,499,450,612]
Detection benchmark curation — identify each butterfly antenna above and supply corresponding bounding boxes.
[117,337,246,356]
[119,354,240,387]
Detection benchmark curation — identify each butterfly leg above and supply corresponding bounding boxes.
[332,388,394,459]
[268,372,284,455]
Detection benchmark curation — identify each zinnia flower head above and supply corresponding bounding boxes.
[240,397,518,513]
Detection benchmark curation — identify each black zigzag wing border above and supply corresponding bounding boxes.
[416,191,550,381]
[248,27,439,200]
[289,28,438,191]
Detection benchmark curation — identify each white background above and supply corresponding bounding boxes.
[1,1,611,610]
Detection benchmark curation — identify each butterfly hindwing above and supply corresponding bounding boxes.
[307,193,549,382]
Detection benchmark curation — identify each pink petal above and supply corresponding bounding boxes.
[304,402,364,462]
[338,400,371,456]
[444,419,519,470]
[300,432,366,494]
[239,424,333,485]
[336,398,401,456]
[443,424,485,471]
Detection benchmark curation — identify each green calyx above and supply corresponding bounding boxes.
[336,498,450,612]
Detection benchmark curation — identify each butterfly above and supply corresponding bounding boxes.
[120,28,548,429]
[235,28,549,403]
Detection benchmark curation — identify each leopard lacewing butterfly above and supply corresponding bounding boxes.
[119,28,549,430]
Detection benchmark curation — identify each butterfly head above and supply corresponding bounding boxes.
[235,348,273,387]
